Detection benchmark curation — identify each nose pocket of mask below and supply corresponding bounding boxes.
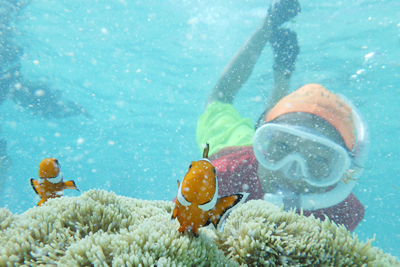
[282,160,302,180]
[279,153,309,180]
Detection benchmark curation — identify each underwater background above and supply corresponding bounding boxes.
[0,0,399,259]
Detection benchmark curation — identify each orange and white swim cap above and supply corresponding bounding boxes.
[265,84,355,150]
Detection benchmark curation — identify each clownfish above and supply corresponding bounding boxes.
[172,144,248,237]
[30,158,79,206]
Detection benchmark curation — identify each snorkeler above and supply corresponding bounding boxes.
[196,0,369,231]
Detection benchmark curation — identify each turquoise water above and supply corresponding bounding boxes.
[0,0,399,259]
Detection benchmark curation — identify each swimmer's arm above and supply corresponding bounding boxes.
[10,79,90,118]
[206,0,301,107]
[256,27,299,127]
[256,70,291,126]
[206,16,273,106]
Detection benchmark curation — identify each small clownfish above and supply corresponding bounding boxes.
[172,144,249,237]
[30,158,79,206]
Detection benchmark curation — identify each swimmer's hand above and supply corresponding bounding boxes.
[268,0,301,27]
[271,28,300,75]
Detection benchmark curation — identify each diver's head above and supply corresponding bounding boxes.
[254,84,368,194]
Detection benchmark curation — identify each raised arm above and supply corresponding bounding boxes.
[206,0,301,106]
[206,17,273,106]
[10,79,91,119]
[256,27,300,128]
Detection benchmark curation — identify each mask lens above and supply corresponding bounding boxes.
[302,143,338,181]
[254,124,351,187]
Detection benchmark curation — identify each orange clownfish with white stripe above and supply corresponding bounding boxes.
[172,144,248,237]
[30,158,79,206]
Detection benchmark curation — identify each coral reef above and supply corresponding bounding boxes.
[216,200,400,266]
[0,189,399,266]
[0,189,233,267]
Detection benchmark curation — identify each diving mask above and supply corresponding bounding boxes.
[253,123,351,187]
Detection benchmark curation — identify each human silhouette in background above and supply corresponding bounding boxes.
[197,0,369,231]
[0,0,89,193]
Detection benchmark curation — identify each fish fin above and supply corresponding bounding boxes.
[203,218,212,227]
[30,179,42,197]
[37,198,47,206]
[192,225,199,238]
[172,180,180,205]
[63,180,79,191]
[172,206,179,219]
[202,143,210,158]
[210,192,249,229]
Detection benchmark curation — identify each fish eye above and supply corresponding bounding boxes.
[212,168,216,175]
[188,164,192,170]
